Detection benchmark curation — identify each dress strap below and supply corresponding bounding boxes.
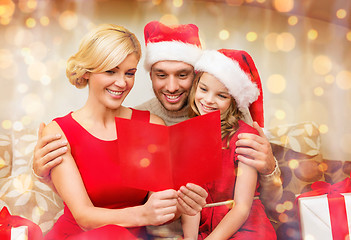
[131,108,150,122]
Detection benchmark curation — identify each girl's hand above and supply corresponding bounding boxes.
[142,189,178,226]
[177,183,208,216]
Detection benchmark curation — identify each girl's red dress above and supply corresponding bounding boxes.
[198,120,277,240]
[44,109,150,240]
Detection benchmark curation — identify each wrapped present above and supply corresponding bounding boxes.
[297,176,351,240]
[11,226,28,240]
[0,207,42,240]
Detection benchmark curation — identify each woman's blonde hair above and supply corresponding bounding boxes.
[66,24,142,88]
[189,72,243,148]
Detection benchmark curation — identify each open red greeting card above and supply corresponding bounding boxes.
[115,111,223,192]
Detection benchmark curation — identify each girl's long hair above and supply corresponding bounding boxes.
[189,72,243,148]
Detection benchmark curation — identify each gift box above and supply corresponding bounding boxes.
[0,207,42,240]
[11,226,28,240]
[297,177,351,240]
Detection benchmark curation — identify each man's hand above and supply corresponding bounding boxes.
[177,183,208,216]
[235,122,276,175]
[33,123,67,184]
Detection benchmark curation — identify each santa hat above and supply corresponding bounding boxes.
[195,49,264,127]
[144,21,202,71]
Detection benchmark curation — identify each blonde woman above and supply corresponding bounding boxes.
[43,24,206,240]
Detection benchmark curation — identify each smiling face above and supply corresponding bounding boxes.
[194,72,232,115]
[87,53,139,110]
[150,60,195,112]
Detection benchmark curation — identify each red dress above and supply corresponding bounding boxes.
[198,120,276,240]
[44,109,150,240]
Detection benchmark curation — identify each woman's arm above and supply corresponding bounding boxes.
[182,213,200,240]
[204,161,257,240]
[43,121,178,231]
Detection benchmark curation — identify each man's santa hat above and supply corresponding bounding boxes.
[195,49,264,127]
[144,21,202,71]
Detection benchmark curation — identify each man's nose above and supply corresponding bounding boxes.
[166,76,180,93]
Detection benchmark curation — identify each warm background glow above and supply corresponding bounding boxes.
[0,0,350,162]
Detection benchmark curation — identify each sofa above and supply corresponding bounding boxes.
[0,122,350,239]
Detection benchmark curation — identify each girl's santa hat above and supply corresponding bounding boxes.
[195,49,264,127]
[144,21,202,71]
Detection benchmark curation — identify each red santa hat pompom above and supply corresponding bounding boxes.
[144,21,202,71]
[195,49,264,127]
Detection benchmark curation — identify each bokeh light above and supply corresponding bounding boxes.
[324,75,334,84]
[336,9,347,19]
[313,87,324,96]
[246,32,257,42]
[277,32,295,52]
[59,10,78,30]
[288,16,298,26]
[2,120,12,130]
[275,109,286,120]
[0,0,15,20]
[22,94,43,115]
[336,71,351,90]
[18,0,37,13]
[160,14,179,25]
[152,0,161,5]
[308,29,318,40]
[319,124,328,134]
[219,29,230,40]
[173,0,183,8]
[140,158,151,168]
[313,55,332,75]
[225,0,244,6]
[147,144,158,153]
[264,33,279,52]
[267,74,286,94]
[288,159,299,169]
[40,16,50,26]
[27,61,47,81]
[25,17,36,28]
[273,0,294,12]
[347,31,351,41]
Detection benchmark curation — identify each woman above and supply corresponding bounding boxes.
[43,24,205,240]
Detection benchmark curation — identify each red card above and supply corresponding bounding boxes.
[115,111,222,192]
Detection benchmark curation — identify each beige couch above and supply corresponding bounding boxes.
[0,122,350,239]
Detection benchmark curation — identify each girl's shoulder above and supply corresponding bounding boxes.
[237,120,259,136]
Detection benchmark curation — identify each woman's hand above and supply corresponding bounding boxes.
[177,183,208,216]
[142,189,178,226]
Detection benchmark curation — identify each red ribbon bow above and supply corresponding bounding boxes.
[0,207,43,240]
[297,176,351,240]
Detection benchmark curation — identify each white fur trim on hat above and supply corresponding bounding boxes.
[144,41,202,71]
[195,50,259,109]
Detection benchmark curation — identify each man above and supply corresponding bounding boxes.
[33,21,282,238]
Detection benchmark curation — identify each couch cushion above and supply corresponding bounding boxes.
[0,128,64,235]
[266,122,325,240]
[0,133,12,179]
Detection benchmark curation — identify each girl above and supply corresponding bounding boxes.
[42,24,206,240]
[182,49,277,240]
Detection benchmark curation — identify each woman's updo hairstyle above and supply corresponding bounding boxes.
[66,24,142,88]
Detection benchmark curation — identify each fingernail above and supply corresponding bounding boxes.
[56,134,61,138]
[62,140,68,144]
